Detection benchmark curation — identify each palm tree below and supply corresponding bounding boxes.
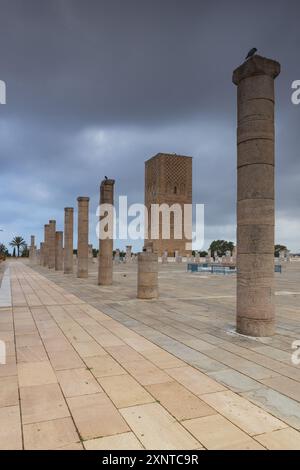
[9,236,26,257]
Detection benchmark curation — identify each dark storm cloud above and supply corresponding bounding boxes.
[0,0,299,251]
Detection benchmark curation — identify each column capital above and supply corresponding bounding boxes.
[232,55,280,86]
[77,196,90,202]
[100,178,115,188]
[64,207,74,212]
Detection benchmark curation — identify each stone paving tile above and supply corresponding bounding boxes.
[207,348,280,380]
[146,381,216,421]
[56,368,103,397]
[0,355,17,378]
[98,374,154,408]
[261,375,300,402]
[242,387,300,430]
[183,415,265,450]
[15,333,43,348]
[120,403,202,450]
[6,262,300,450]
[251,345,294,363]
[105,345,146,363]
[122,359,172,386]
[255,428,300,450]
[0,405,22,450]
[47,349,85,371]
[56,442,84,450]
[201,390,288,436]
[67,393,130,440]
[84,432,144,450]
[142,350,186,369]
[166,366,226,395]
[85,355,127,378]
[0,376,19,407]
[23,417,80,450]
[20,383,70,424]
[17,361,57,387]
[17,345,48,363]
[71,340,107,358]
[208,369,262,393]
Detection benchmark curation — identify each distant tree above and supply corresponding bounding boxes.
[12,247,16,257]
[192,250,208,257]
[9,236,26,257]
[0,243,8,259]
[274,244,287,257]
[21,244,29,257]
[209,240,234,257]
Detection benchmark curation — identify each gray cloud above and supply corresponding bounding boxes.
[0,0,299,251]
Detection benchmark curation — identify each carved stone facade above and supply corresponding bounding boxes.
[145,153,192,256]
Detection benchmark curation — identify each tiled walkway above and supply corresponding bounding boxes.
[1,262,300,449]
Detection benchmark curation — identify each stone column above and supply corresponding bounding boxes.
[98,179,115,285]
[233,55,280,337]
[55,231,63,271]
[48,220,56,269]
[40,242,44,266]
[137,244,158,299]
[43,224,49,267]
[64,207,74,274]
[29,235,36,262]
[77,197,89,278]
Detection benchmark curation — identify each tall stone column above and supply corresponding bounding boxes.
[48,220,56,269]
[40,242,44,266]
[98,179,115,285]
[137,243,158,299]
[233,55,280,337]
[64,207,74,274]
[29,235,36,262]
[55,231,63,271]
[77,197,89,278]
[43,224,49,267]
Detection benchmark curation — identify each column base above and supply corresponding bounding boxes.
[237,316,275,337]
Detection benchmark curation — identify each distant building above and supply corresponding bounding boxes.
[144,153,192,256]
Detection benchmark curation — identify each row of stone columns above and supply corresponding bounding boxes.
[34,177,158,300]
[31,54,280,338]
[36,179,114,283]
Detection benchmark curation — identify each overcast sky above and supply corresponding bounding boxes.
[0,0,299,253]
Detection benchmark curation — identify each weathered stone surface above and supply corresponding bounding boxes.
[77,197,89,279]
[55,231,63,271]
[48,220,56,269]
[43,224,49,267]
[64,208,73,274]
[233,55,280,337]
[98,179,115,285]
[137,250,158,299]
[144,153,192,257]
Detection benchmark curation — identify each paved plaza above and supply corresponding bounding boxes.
[0,259,300,449]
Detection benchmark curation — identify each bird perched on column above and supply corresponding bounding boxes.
[245,48,257,60]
